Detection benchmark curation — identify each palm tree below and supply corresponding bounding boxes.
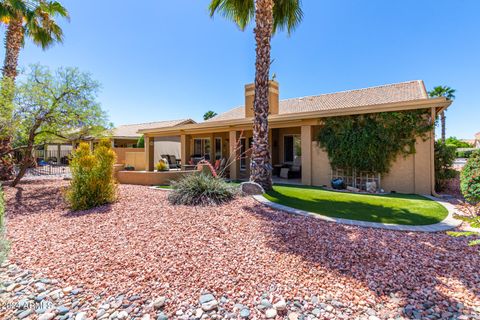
[0,0,68,180]
[203,110,218,121]
[209,0,303,190]
[428,86,456,143]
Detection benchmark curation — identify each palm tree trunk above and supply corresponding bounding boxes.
[0,16,24,181]
[250,0,274,191]
[440,111,446,143]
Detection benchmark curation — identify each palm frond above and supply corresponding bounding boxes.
[272,0,303,34]
[209,0,254,31]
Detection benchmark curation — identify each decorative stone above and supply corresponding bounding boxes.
[201,299,218,311]
[75,312,87,320]
[288,312,299,320]
[240,182,265,195]
[57,306,69,315]
[156,312,168,320]
[240,308,251,318]
[265,308,277,318]
[273,299,287,311]
[153,297,166,310]
[117,311,129,319]
[39,313,56,320]
[18,309,33,319]
[142,315,151,320]
[195,308,204,318]
[199,293,215,304]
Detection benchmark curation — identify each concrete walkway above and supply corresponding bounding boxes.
[253,194,462,232]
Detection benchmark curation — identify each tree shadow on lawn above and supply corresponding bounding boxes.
[266,189,447,225]
[244,203,480,318]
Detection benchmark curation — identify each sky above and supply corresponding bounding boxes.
[1,0,479,139]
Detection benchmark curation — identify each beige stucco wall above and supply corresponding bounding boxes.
[125,152,146,171]
[114,148,144,164]
[116,170,193,186]
[310,134,434,194]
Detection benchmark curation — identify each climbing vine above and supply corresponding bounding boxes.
[316,109,433,174]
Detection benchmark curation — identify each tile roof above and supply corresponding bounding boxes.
[113,119,195,138]
[207,80,428,122]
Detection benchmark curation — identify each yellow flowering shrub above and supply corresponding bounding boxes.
[66,140,117,211]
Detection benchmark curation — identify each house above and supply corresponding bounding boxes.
[476,132,480,148]
[127,80,451,194]
[111,119,195,169]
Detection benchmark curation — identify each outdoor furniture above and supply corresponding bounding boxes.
[168,155,179,169]
[288,156,302,178]
[182,164,197,171]
[273,164,284,177]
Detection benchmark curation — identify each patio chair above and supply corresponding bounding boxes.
[285,156,301,179]
[168,155,179,169]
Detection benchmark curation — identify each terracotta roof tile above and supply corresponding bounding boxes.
[207,80,428,122]
[113,119,195,138]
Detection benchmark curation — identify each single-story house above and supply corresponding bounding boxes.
[134,80,451,194]
[475,132,480,148]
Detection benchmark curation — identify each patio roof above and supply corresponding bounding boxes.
[113,119,195,139]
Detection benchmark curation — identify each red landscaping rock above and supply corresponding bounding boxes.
[2,179,480,319]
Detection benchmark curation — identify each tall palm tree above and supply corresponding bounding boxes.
[428,86,456,143]
[209,0,303,190]
[0,0,68,180]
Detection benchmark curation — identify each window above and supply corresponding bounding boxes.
[215,137,222,160]
[240,138,246,170]
[284,135,301,163]
[193,138,211,158]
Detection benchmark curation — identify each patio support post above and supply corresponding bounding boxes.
[57,144,61,164]
[301,125,312,185]
[180,134,190,166]
[229,130,239,180]
[145,136,154,171]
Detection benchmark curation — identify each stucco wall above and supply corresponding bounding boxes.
[114,148,144,164]
[310,135,433,194]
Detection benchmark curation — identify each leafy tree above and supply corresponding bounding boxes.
[445,136,472,148]
[0,0,69,180]
[209,0,303,190]
[7,64,109,186]
[428,86,456,143]
[203,110,217,121]
[0,77,16,180]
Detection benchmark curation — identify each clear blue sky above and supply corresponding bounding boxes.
[2,0,479,139]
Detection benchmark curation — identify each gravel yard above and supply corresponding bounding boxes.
[2,180,480,319]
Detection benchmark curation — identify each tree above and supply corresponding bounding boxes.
[428,86,456,143]
[203,110,217,121]
[445,136,472,148]
[209,0,303,190]
[0,0,69,180]
[7,64,109,186]
[136,135,144,148]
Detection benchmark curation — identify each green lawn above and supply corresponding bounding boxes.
[264,185,448,225]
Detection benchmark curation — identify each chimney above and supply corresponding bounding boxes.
[244,81,279,118]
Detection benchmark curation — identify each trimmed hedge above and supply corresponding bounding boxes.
[456,148,477,159]
[460,150,480,207]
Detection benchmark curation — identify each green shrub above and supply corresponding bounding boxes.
[460,150,480,207]
[66,140,117,211]
[456,148,477,159]
[0,185,10,264]
[168,173,237,206]
[136,135,144,148]
[445,136,472,148]
[156,159,169,171]
[435,141,457,192]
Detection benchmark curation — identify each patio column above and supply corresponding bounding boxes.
[145,135,154,171]
[301,125,312,186]
[180,134,191,166]
[229,130,240,180]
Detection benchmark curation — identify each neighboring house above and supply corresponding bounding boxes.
[476,132,480,148]
[138,80,451,194]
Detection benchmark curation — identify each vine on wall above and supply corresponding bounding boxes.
[316,109,433,174]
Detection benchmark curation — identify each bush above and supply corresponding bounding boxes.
[66,140,117,211]
[156,159,169,171]
[445,136,472,148]
[456,148,477,159]
[168,173,237,206]
[435,141,457,192]
[0,185,10,264]
[461,150,480,207]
